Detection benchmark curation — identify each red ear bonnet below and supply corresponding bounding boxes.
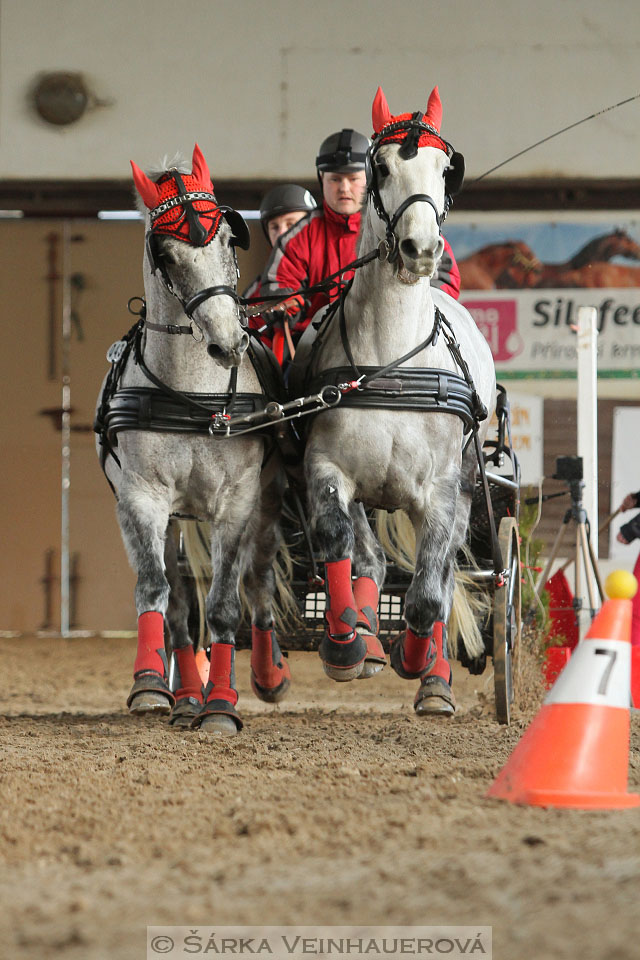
[190,142,213,191]
[370,84,449,154]
[372,87,393,134]
[130,161,162,209]
[131,143,222,245]
[425,86,442,134]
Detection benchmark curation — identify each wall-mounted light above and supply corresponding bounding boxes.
[32,72,90,125]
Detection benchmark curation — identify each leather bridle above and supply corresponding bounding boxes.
[144,169,250,337]
[366,114,463,264]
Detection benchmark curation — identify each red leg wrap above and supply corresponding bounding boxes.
[173,646,204,702]
[251,626,290,689]
[205,643,238,707]
[324,558,358,637]
[401,627,434,675]
[352,577,379,635]
[133,611,167,678]
[426,621,451,682]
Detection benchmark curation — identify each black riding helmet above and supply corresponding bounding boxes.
[315,128,370,180]
[259,184,317,239]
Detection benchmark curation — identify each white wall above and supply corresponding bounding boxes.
[1,0,639,181]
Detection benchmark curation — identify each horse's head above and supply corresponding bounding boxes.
[367,87,464,278]
[131,144,251,368]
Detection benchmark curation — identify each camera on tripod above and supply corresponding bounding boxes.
[553,456,583,483]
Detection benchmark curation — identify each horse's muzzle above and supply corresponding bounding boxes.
[207,332,250,368]
[399,236,444,277]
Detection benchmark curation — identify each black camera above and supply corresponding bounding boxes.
[553,456,583,482]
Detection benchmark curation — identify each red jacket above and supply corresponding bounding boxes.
[262,200,460,338]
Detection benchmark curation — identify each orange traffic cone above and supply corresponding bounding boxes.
[487,571,640,809]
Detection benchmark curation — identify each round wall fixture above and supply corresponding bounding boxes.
[33,72,89,125]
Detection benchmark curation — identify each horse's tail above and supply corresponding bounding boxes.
[374,509,488,659]
[177,519,300,648]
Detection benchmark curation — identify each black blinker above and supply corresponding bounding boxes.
[445,151,465,196]
[220,207,251,250]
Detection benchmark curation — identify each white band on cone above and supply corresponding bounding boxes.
[545,639,630,709]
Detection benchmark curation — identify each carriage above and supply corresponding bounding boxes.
[96,86,523,734]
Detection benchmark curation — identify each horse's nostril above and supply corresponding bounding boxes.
[207,343,225,361]
[239,333,249,355]
[400,239,420,260]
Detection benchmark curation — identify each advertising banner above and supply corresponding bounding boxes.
[446,215,640,378]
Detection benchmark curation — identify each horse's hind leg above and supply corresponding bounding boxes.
[164,529,204,727]
[306,458,366,681]
[350,502,387,678]
[117,492,175,716]
[390,476,460,716]
[243,473,291,704]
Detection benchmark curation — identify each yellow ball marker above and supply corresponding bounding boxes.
[604,570,638,600]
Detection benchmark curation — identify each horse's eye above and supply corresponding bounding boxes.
[376,161,390,179]
[160,250,177,265]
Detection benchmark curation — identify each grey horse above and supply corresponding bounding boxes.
[304,87,496,715]
[95,145,289,735]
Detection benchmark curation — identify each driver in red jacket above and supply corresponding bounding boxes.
[260,127,460,355]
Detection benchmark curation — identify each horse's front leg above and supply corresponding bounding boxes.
[306,455,366,681]
[243,470,291,704]
[164,527,206,728]
[117,486,175,716]
[350,502,387,678]
[194,502,254,737]
[390,475,460,717]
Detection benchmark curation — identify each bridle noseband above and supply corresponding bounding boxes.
[367,113,459,264]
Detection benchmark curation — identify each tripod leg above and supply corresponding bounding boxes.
[586,528,605,603]
[578,522,598,617]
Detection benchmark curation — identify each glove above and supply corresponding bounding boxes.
[262,294,306,330]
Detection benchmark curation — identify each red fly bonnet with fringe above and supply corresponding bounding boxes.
[371,86,452,157]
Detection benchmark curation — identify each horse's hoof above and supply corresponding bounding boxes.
[127,672,175,715]
[322,660,364,682]
[358,659,385,679]
[191,698,243,733]
[128,691,173,716]
[414,675,456,717]
[357,634,387,680]
[198,714,240,736]
[251,672,291,704]
[168,695,203,727]
[319,631,366,682]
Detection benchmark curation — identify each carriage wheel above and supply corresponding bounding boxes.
[493,516,521,725]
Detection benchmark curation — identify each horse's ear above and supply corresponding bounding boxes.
[425,86,442,133]
[191,143,213,190]
[130,161,162,209]
[372,87,392,133]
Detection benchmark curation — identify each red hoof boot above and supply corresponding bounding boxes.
[413,622,455,717]
[390,628,437,680]
[358,633,387,679]
[250,626,291,703]
[191,643,243,734]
